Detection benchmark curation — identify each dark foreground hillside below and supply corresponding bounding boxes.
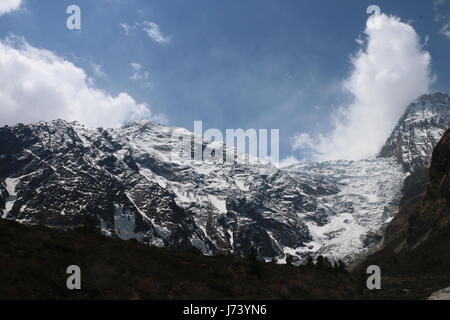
[0,219,361,300]
[363,227,450,300]
[363,129,450,300]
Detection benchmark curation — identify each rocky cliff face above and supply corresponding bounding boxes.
[379,92,450,173]
[0,118,406,264]
[378,92,450,248]
[407,128,450,248]
[0,120,344,262]
[363,129,450,299]
[381,167,430,246]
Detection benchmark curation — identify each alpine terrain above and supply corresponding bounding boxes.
[1,92,449,265]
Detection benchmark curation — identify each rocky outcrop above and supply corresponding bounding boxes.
[407,128,450,248]
[380,128,450,251]
[379,92,450,173]
[362,129,450,300]
[378,93,450,249]
[382,167,429,247]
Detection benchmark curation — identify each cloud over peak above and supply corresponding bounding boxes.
[0,37,158,128]
[291,13,432,161]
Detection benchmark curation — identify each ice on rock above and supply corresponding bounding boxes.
[1,92,449,264]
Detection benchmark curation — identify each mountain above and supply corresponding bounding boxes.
[284,159,405,263]
[284,92,450,262]
[378,92,450,246]
[0,119,336,262]
[379,92,450,173]
[1,92,449,265]
[363,129,450,299]
[406,128,450,248]
[1,128,448,300]
[0,118,404,264]
[360,96,450,299]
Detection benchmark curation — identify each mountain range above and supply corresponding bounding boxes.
[1,92,449,265]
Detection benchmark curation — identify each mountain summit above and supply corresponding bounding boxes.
[379,92,450,172]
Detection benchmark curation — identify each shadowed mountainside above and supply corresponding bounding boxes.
[0,218,361,300]
[363,129,450,299]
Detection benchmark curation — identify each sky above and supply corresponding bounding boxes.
[0,0,449,163]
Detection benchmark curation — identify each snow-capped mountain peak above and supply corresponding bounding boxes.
[379,92,450,172]
[1,92,449,264]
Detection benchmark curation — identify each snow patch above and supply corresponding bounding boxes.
[2,178,20,218]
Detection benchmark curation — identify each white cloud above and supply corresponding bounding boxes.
[434,0,450,39]
[91,62,107,79]
[120,21,171,44]
[120,23,135,36]
[0,37,160,128]
[142,21,171,44]
[0,0,22,16]
[131,62,141,72]
[130,62,152,88]
[291,133,315,151]
[291,14,431,161]
[440,22,450,38]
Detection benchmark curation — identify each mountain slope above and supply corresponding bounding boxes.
[1,92,448,264]
[0,218,361,300]
[378,92,450,247]
[363,129,450,299]
[0,119,404,264]
[0,120,339,262]
[407,128,450,248]
[284,159,405,263]
[379,92,450,172]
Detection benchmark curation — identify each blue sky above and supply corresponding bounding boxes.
[0,0,449,161]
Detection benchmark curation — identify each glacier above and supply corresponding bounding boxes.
[285,158,406,262]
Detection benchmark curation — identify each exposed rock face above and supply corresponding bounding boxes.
[0,120,338,261]
[378,93,450,248]
[379,92,450,173]
[382,167,430,247]
[368,128,450,255]
[0,119,405,264]
[407,128,450,248]
[363,129,450,300]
